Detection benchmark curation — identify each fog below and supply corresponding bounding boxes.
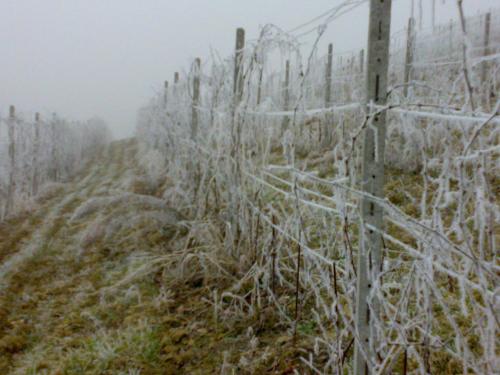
[0,0,495,138]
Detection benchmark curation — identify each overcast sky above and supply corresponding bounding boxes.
[0,0,496,138]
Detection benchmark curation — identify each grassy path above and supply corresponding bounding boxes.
[0,139,299,375]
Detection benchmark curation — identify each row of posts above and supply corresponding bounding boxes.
[158,4,493,373]
[3,106,58,217]
[164,10,497,140]
[157,14,373,374]
[404,11,493,108]
[163,46,366,143]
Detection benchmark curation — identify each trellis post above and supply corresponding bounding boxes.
[32,112,41,196]
[5,105,16,216]
[431,0,436,33]
[234,28,245,105]
[281,59,291,133]
[323,43,333,146]
[50,113,58,181]
[163,80,169,108]
[256,53,264,107]
[449,19,453,54]
[481,12,491,110]
[404,17,416,97]
[232,27,245,149]
[325,43,333,107]
[229,27,246,253]
[354,0,392,374]
[173,72,179,104]
[359,49,365,74]
[191,58,201,139]
[418,0,422,30]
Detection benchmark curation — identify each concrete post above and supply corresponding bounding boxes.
[354,0,392,373]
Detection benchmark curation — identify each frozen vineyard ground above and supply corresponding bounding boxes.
[1,1,499,374]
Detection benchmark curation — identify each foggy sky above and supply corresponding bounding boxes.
[0,0,496,138]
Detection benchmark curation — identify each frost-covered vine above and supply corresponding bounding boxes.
[136,5,499,374]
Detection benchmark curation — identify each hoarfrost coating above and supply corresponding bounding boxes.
[135,5,499,374]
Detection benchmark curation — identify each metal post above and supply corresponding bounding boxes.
[404,18,416,98]
[354,0,392,374]
[281,59,291,133]
[32,112,40,196]
[191,58,200,139]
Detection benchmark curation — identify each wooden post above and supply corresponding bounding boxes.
[173,73,179,104]
[191,58,201,139]
[234,28,245,104]
[481,12,491,110]
[404,18,416,97]
[163,80,169,108]
[256,53,264,107]
[359,49,365,74]
[323,44,333,146]
[354,0,392,374]
[325,44,333,108]
[449,20,453,54]
[51,113,58,181]
[5,105,16,216]
[230,27,245,253]
[431,0,436,33]
[232,27,245,149]
[418,0,423,31]
[32,112,40,196]
[281,59,291,133]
